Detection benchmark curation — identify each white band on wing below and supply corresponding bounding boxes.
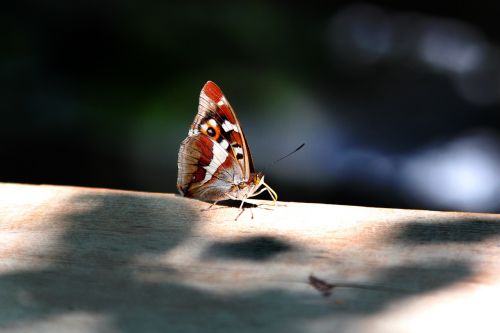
[222,120,240,133]
[201,142,228,184]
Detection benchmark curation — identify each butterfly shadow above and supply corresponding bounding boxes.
[200,199,279,220]
[203,235,295,261]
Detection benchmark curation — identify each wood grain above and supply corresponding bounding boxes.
[0,183,499,333]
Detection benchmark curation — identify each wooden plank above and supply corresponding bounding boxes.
[0,182,499,333]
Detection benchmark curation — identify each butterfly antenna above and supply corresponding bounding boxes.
[262,143,305,172]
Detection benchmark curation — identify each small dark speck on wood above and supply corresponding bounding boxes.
[308,274,410,296]
[309,274,335,297]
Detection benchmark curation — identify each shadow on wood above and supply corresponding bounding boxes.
[0,183,499,332]
[395,218,500,243]
[204,236,294,261]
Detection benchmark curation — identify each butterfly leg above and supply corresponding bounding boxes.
[263,181,278,207]
[235,197,246,221]
[201,200,219,212]
[249,180,278,207]
[234,196,253,220]
[235,208,245,220]
[234,206,253,220]
[239,198,246,210]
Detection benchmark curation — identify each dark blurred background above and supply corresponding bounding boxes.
[2,1,500,213]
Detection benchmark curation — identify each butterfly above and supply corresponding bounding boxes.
[177,81,277,209]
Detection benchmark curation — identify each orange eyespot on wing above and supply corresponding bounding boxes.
[199,118,222,141]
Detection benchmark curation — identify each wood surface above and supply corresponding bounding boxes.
[0,183,499,333]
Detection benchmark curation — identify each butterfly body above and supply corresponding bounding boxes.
[177,81,276,205]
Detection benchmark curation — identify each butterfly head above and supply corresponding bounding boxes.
[229,172,278,203]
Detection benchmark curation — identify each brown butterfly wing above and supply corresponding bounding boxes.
[194,81,255,178]
[177,133,244,201]
[177,81,257,201]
